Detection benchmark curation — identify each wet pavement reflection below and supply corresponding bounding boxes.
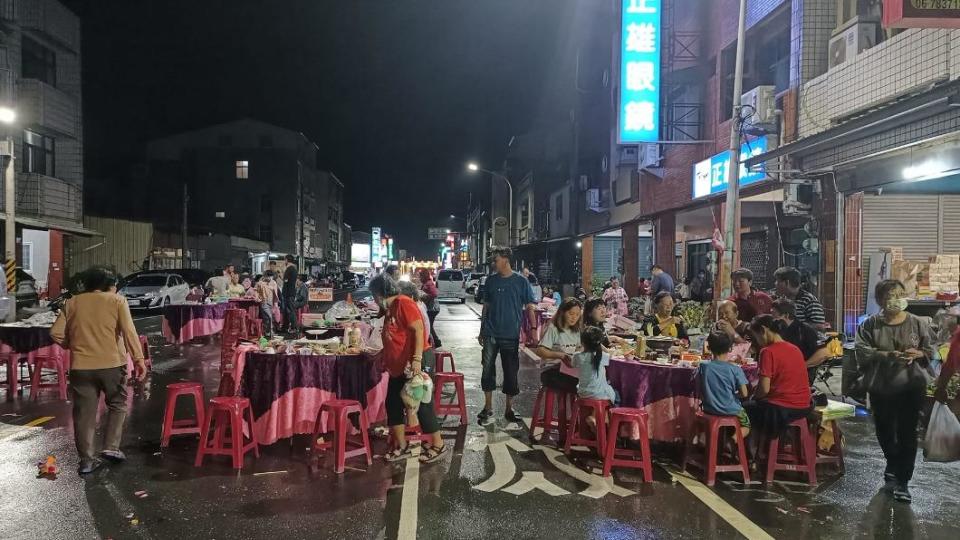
[1,301,959,539]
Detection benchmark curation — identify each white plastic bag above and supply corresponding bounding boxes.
[924,402,960,462]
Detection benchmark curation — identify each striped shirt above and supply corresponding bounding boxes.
[794,289,826,326]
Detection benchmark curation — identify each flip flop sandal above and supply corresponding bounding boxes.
[384,445,414,462]
[419,444,448,463]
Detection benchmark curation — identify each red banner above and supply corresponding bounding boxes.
[884,0,960,28]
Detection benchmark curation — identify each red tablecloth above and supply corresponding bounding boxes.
[234,346,388,445]
[607,359,760,442]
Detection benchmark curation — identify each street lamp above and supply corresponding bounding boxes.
[466,161,513,246]
[0,106,15,322]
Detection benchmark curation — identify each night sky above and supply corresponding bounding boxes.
[66,0,574,258]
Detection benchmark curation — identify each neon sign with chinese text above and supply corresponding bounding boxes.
[618,0,662,144]
[691,137,769,199]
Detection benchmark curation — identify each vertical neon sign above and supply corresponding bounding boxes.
[618,0,662,144]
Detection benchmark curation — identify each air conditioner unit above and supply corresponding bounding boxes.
[586,188,603,212]
[783,181,814,216]
[828,17,878,70]
[741,86,776,126]
[641,144,661,169]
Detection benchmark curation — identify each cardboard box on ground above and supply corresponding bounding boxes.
[887,250,960,297]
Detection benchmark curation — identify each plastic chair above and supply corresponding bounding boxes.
[194,397,260,469]
[161,382,205,447]
[529,386,574,446]
[564,398,609,457]
[0,353,23,397]
[815,418,845,474]
[681,411,750,486]
[29,355,67,401]
[433,372,467,425]
[311,399,372,474]
[765,417,818,485]
[434,351,456,373]
[602,407,653,481]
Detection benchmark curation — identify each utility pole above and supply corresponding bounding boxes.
[721,0,748,298]
[181,182,189,268]
[3,138,15,322]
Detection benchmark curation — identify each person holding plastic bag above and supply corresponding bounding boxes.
[927,325,960,463]
[856,279,935,503]
[371,273,446,464]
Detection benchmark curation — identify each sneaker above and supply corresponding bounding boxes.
[883,472,897,492]
[477,408,493,425]
[78,459,102,475]
[101,450,127,463]
[893,484,912,503]
[504,409,521,424]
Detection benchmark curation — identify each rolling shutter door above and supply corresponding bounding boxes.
[638,237,654,279]
[862,194,940,260]
[942,195,960,254]
[593,237,618,280]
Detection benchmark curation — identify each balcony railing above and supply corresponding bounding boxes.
[0,0,16,21]
[11,172,83,223]
[17,78,79,138]
[17,0,80,51]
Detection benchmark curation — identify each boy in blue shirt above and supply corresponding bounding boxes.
[697,332,750,438]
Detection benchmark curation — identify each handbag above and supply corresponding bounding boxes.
[855,353,934,397]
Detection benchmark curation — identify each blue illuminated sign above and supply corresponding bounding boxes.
[691,137,769,199]
[618,0,662,144]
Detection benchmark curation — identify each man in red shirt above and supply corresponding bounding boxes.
[729,268,773,323]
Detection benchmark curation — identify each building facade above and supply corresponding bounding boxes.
[0,0,87,295]
[144,119,345,272]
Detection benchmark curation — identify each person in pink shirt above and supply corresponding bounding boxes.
[602,276,629,317]
[418,269,442,348]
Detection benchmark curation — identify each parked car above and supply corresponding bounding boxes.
[119,273,190,309]
[170,268,212,289]
[465,272,485,294]
[436,269,467,303]
[15,268,38,309]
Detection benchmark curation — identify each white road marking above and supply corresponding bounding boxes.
[397,457,420,540]
[664,466,774,540]
[473,437,531,492]
[533,445,635,499]
[503,472,571,496]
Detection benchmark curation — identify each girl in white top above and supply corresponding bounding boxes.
[535,298,583,393]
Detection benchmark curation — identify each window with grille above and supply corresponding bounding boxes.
[22,130,55,176]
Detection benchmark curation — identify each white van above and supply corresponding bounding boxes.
[436,269,467,303]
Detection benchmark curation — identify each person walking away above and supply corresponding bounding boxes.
[256,271,277,337]
[774,266,826,328]
[728,268,773,323]
[602,276,629,317]
[644,291,688,340]
[372,274,446,463]
[535,298,583,394]
[771,298,831,384]
[649,265,675,298]
[697,332,751,439]
[418,269,443,348]
[281,255,298,333]
[478,247,537,424]
[856,279,934,503]
[744,316,812,456]
[50,267,147,474]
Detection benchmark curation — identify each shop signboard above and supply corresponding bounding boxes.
[387,237,394,260]
[883,0,960,28]
[691,137,769,199]
[617,0,662,144]
[371,227,381,261]
[427,227,448,240]
[351,243,370,264]
[309,287,334,302]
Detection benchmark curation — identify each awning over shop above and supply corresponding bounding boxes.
[0,214,102,237]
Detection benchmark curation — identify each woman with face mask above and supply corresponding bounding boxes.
[855,279,934,504]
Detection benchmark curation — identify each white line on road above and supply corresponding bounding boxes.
[664,466,774,540]
[502,471,571,496]
[473,437,531,492]
[397,457,420,540]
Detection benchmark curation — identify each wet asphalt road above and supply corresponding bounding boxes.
[2,300,960,539]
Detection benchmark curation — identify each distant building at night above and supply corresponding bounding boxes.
[0,1,90,295]
[143,119,345,273]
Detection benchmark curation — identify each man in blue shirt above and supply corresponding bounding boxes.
[649,264,675,298]
[478,247,537,424]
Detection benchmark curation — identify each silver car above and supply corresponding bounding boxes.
[119,273,190,309]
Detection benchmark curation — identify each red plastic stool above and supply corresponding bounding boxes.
[435,351,456,373]
[529,386,574,445]
[248,318,263,338]
[194,397,260,469]
[766,417,818,485]
[681,411,750,486]
[815,418,845,474]
[29,355,67,401]
[602,408,653,481]
[1,353,23,397]
[161,382,205,447]
[139,335,152,371]
[311,399,372,474]
[433,372,467,425]
[564,398,609,457]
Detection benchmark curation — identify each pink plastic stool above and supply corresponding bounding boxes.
[529,386,574,446]
[433,372,467,425]
[434,351,456,373]
[602,407,653,481]
[29,355,67,401]
[766,417,818,485]
[564,398,609,457]
[312,399,372,474]
[681,411,750,486]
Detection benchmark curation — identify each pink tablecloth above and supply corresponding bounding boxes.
[608,359,759,442]
[162,317,224,344]
[234,346,388,445]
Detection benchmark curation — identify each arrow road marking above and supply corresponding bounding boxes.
[473,437,532,492]
[502,471,571,497]
[533,445,635,499]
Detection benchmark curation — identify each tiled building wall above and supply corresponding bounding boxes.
[798,28,957,139]
[790,0,835,87]
[842,192,863,336]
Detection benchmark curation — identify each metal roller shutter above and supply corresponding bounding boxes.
[593,237,618,280]
[942,195,960,254]
[639,237,654,279]
[862,194,940,260]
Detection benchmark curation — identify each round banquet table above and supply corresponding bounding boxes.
[607,358,760,442]
[162,303,229,343]
[228,297,260,321]
[236,347,388,445]
[0,324,71,394]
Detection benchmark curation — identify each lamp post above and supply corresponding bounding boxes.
[0,106,15,322]
[467,162,513,246]
[721,0,748,298]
